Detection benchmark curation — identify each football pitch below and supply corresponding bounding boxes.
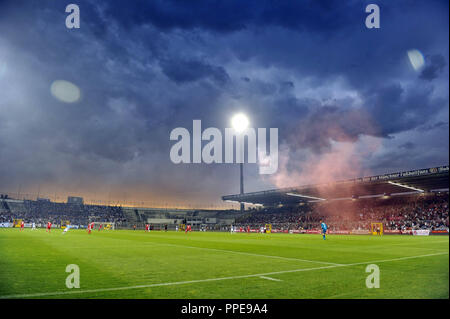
[0,229,448,299]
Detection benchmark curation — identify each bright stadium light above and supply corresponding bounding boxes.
[286,192,326,201]
[388,181,424,192]
[243,202,263,207]
[231,113,249,133]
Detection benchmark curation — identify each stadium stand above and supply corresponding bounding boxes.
[0,198,242,230]
[0,198,126,227]
[223,165,449,204]
[226,165,449,234]
[234,193,449,232]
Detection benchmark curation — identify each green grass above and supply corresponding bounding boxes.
[0,228,448,299]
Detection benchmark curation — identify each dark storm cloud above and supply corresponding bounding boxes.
[287,105,375,153]
[0,0,448,203]
[420,54,447,81]
[417,121,449,132]
[363,82,446,137]
[399,142,415,150]
[98,0,359,33]
[160,58,230,84]
[265,79,445,154]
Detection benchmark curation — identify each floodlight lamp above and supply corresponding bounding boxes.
[231,113,249,133]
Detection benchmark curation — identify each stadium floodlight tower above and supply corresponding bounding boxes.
[231,113,249,212]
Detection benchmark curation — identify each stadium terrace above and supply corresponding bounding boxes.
[222,165,449,206]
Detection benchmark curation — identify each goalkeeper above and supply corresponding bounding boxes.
[320,220,328,240]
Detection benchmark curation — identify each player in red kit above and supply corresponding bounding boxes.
[87,224,92,234]
[20,221,24,231]
[46,221,52,232]
[145,224,149,232]
[247,226,250,233]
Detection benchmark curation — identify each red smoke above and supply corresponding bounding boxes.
[266,109,383,223]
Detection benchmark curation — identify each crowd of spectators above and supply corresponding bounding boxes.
[1,194,448,232]
[235,194,449,232]
[0,199,126,227]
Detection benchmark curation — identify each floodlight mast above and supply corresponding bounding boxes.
[231,113,249,212]
[240,161,244,211]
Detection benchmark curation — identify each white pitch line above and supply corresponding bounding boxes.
[259,276,282,282]
[399,246,448,253]
[66,241,343,266]
[342,251,449,266]
[1,251,447,299]
[155,242,344,266]
[363,240,449,253]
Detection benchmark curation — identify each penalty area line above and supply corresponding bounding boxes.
[259,276,282,282]
[0,251,447,299]
[63,242,343,266]
[151,242,344,266]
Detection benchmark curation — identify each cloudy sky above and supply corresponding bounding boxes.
[0,0,448,208]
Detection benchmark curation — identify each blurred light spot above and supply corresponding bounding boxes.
[407,49,425,71]
[50,80,81,103]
